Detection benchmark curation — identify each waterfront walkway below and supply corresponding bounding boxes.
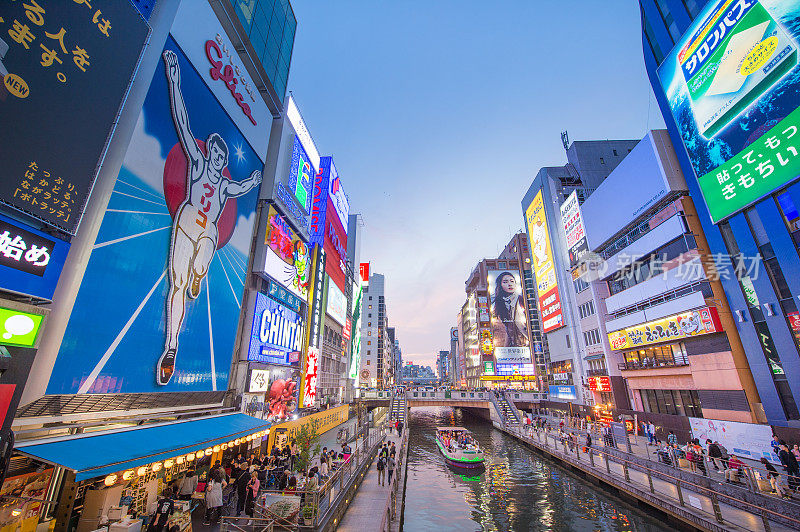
[338,428,403,532]
[500,423,800,531]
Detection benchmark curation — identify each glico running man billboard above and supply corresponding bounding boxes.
[525,190,564,333]
[487,270,531,364]
[658,0,800,223]
[47,2,266,394]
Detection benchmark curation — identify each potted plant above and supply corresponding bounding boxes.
[300,502,317,525]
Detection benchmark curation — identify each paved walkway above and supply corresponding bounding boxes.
[337,429,403,531]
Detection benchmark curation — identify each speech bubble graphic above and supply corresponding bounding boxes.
[3,314,35,340]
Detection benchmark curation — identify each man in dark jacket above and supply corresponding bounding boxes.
[779,443,800,490]
[707,439,722,471]
[235,462,251,516]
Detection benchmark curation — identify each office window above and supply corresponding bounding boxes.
[682,0,701,18]
[613,149,618,156]
[642,7,666,64]
[654,0,681,42]
[574,278,589,293]
[565,335,571,349]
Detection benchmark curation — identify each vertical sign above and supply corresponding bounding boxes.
[525,190,563,333]
[560,190,588,269]
[300,246,325,406]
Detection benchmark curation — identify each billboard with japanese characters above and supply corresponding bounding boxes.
[560,190,588,269]
[524,190,564,333]
[0,1,149,233]
[487,270,531,364]
[47,3,267,394]
[256,205,311,302]
[0,213,69,301]
[658,0,800,222]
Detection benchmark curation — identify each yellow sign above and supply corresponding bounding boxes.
[525,190,563,333]
[266,404,349,452]
[607,306,722,351]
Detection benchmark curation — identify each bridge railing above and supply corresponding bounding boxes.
[406,390,488,400]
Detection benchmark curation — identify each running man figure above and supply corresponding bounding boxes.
[157,50,261,385]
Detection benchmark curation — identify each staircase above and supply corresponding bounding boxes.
[490,391,521,426]
[390,389,407,425]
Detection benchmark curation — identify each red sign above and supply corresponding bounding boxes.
[360,263,370,284]
[587,376,611,392]
[539,286,563,334]
[205,40,256,125]
[343,318,352,340]
[324,196,347,292]
[788,312,800,331]
[302,347,319,407]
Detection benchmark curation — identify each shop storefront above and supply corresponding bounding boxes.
[13,414,269,532]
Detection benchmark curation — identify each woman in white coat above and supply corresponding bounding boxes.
[203,471,226,524]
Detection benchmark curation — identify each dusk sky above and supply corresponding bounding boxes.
[287,1,666,370]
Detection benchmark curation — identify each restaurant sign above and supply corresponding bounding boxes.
[608,306,722,351]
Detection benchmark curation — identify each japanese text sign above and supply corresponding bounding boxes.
[658,0,800,222]
[0,213,69,300]
[607,306,723,350]
[525,190,564,333]
[0,0,150,233]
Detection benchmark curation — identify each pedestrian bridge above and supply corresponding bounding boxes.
[361,390,547,408]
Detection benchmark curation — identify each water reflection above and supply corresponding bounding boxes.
[402,407,669,531]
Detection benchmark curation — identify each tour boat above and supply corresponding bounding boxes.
[435,427,485,469]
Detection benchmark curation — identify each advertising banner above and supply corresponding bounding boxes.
[607,306,723,351]
[301,346,319,408]
[587,376,612,392]
[495,363,536,376]
[548,385,577,400]
[247,291,303,366]
[348,281,363,381]
[301,246,325,403]
[0,214,69,301]
[0,469,53,531]
[487,270,531,363]
[658,0,800,222]
[525,190,564,333]
[323,195,348,292]
[0,1,149,233]
[263,365,299,422]
[48,5,267,393]
[248,369,270,393]
[689,417,778,463]
[266,279,302,314]
[266,404,348,452]
[0,307,43,348]
[310,157,350,246]
[259,205,311,302]
[326,278,347,326]
[560,190,589,269]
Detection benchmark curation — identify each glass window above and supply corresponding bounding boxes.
[682,0,701,18]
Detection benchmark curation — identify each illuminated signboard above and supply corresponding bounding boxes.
[0,307,44,348]
[480,375,538,381]
[248,292,303,366]
[0,213,70,301]
[483,361,495,375]
[348,281,363,381]
[343,318,352,340]
[548,385,577,400]
[266,279,302,314]
[258,206,311,301]
[495,363,536,376]
[658,0,800,223]
[302,346,319,407]
[286,96,321,172]
[525,190,564,333]
[0,1,150,233]
[360,263,370,286]
[249,369,270,393]
[607,306,723,350]
[288,136,313,212]
[487,270,531,364]
[324,195,348,292]
[560,190,588,269]
[326,277,347,326]
[587,376,612,392]
[327,159,350,234]
[307,247,326,350]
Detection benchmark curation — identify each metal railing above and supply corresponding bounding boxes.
[242,427,386,530]
[380,399,410,531]
[511,420,800,531]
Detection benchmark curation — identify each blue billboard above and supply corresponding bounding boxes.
[248,292,304,366]
[47,33,264,394]
[548,385,577,401]
[0,213,69,301]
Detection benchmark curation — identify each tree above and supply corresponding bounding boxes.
[294,422,321,473]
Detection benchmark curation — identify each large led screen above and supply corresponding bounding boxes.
[524,190,564,333]
[488,270,531,364]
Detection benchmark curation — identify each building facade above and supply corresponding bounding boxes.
[579,130,763,434]
[358,273,395,389]
[521,139,639,409]
[640,0,800,435]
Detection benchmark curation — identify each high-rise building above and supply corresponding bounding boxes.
[576,130,763,433]
[437,350,449,383]
[641,0,800,435]
[359,273,393,389]
[521,139,639,410]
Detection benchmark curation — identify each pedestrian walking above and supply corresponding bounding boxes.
[761,458,789,498]
[235,462,250,516]
[398,421,404,436]
[387,452,396,484]
[203,471,226,524]
[148,488,174,532]
[778,442,800,490]
[376,454,386,486]
[389,420,393,434]
[245,470,260,519]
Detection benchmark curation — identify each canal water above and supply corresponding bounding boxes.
[401,407,670,531]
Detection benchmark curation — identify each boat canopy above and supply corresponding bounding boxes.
[436,427,468,432]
